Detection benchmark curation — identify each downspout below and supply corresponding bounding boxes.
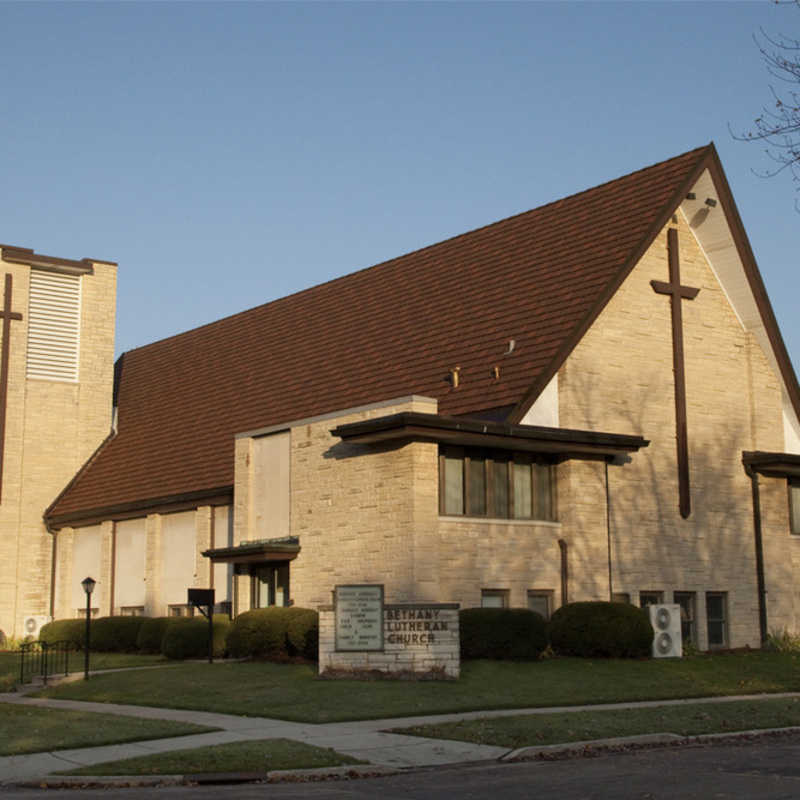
[605,459,613,600]
[558,538,568,606]
[745,464,768,645]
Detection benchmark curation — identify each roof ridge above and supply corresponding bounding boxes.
[123,143,713,358]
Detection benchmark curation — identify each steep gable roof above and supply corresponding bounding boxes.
[50,143,784,525]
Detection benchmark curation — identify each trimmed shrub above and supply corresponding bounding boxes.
[88,616,149,652]
[136,617,173,654]
[286,608,319,660]
[548,601,654,658]
[161,615,231,660]
[226,607,318,660]
[39,619,85,648]
[226,607,293,659]
[459,607,548,661]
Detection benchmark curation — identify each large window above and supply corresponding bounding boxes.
[706,592,728,648]
[440,447,555,520]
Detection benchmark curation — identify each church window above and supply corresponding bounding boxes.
[639,591,663,608]
[674,592,696,645]
[439,447,555,521]
[168,604,194,617]
[26,269,81,382]
[120,606,144,617]
[527,590,553,619]
[789,480,800,534]
[481,589,509,608]
[705,592,728,648]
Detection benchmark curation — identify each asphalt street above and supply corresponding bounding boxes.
[3,733,800,800]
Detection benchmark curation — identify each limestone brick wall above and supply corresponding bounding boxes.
[0,255,117,637]
[556,214,789,647]
[258,396,440,609]
[318,603,460,678]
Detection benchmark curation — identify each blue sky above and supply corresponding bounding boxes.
[1,1,799,367]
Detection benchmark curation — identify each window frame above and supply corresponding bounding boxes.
[481,589,510,609]
[439,446,556,522]
[639,591,663,608]
[788,479,800,535]
[527,590,554,619]
[705,591,728,649]
[673,591,696,646]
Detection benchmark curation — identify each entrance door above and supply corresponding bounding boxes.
[252,563,290,608]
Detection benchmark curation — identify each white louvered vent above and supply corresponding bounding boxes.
[26,270,81,382]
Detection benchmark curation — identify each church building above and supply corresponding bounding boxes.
[3,143,800,651]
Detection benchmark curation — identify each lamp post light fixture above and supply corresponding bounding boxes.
[81,576,96,680]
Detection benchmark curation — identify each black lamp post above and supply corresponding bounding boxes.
[81,576,96,680]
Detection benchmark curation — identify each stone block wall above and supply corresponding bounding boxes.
[556,213,792,646]
[318,602,460,678]
[0,254,116,638]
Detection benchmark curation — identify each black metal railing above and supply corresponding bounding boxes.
[18,640,80,686]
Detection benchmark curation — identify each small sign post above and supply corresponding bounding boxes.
[187,588,215,664]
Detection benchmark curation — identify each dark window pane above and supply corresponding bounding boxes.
[534,463,553,520]
[674,592,695,644]
[492,459,509,518]
[468,457,487,516]
[706,594,724,619]
[706,593,727,647]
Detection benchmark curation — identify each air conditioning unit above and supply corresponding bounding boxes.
[23,615,51,639]
[649,604,682,658]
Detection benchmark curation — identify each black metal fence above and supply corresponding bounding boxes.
[18,640,80,686]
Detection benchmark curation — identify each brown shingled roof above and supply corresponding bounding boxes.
[48,143,740,525]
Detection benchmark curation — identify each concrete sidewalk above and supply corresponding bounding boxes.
[2,691,800,784]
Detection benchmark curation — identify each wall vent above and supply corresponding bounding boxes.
[26,270,81,382]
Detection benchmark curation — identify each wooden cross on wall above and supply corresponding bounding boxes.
[0,274,23,502]
[651,228,699,519]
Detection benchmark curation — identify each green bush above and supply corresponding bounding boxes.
[136,617,173,653]
[39,619,85,648]
[161,615,231,660]
[226,607,318,660]
[286,608,319,660]
[87,616,149,652]
[548,601,654,658]
[459,608,548,660]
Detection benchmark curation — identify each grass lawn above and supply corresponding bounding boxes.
[393,697,800,748]
[57,738,364,776]
[0,703,216,756]
[35,651,800,723]
[0,651,171,692]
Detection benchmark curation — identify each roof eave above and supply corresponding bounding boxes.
[507,143,716,425]
[331,411,648,461]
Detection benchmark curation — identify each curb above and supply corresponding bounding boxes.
[6,764,401,789]
[501,726,800,762]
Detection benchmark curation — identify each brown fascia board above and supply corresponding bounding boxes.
[507,144,716,426]
[331,411,648,459]
[705,148,800,423]
[743,450,800,478]
[1,245,105,275]
[46,486,234,531]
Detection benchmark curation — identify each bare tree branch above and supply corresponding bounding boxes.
[731,0,800,208]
